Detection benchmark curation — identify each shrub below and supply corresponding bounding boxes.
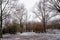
[2,20,25,34]
[3,24,17,34]
[2,20,18,34]
[27,22,44,33]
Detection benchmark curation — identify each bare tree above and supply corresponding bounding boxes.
[1,0,18,22]
[2,0,19,26]
[0,0,18,37]
[0,0,10,37]
[2,0,10,20]
[33,0,47,32]
[33,0,60,32]
[13,4,27,29]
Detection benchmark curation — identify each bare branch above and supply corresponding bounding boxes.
[33,11,42,20]
[2,10,10,20]
[2,0,9,12]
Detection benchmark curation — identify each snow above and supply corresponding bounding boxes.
[52,29,60,34]
[20,32,37,36]
[2,33,11,38]
[16,32,21,35]
[47,29,60,34]
[1,33,60,40]
[1,34,60,40]
[1,29,60,40]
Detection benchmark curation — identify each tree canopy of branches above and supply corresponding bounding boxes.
[33,0,60,32]
[2,0,19,20]
[13,3,27,28]
[0,0,19,37]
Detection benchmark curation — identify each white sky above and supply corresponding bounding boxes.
[18,0,39,10]
[18,0,40,22]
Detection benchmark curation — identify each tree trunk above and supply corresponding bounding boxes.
[0,5,2,38]
[43,18,46,32]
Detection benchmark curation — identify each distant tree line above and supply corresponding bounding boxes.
[2,20,60,34]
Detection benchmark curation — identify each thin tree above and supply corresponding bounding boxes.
[0,0,11,37]
[0,0,2,38]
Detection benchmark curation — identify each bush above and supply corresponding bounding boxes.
[3,24,25,34]
[2,20,25,34]
[27,22,44,33]
[2,20,18,34]
[17,25,25,33]
[3,25,17,34]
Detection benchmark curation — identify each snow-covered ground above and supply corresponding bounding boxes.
[46,29,60,34]
[20,32,37,36]
[1,29,60,40]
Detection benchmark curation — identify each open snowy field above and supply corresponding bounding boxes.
[1,33,60,40]
[1,29,60,40]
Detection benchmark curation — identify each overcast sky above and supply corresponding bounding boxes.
[18,0,39,10]
[18,0,60,21]
[17,0,40,22]
[2,0,60,22]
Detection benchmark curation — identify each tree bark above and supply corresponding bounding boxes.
[0,3,2,38]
